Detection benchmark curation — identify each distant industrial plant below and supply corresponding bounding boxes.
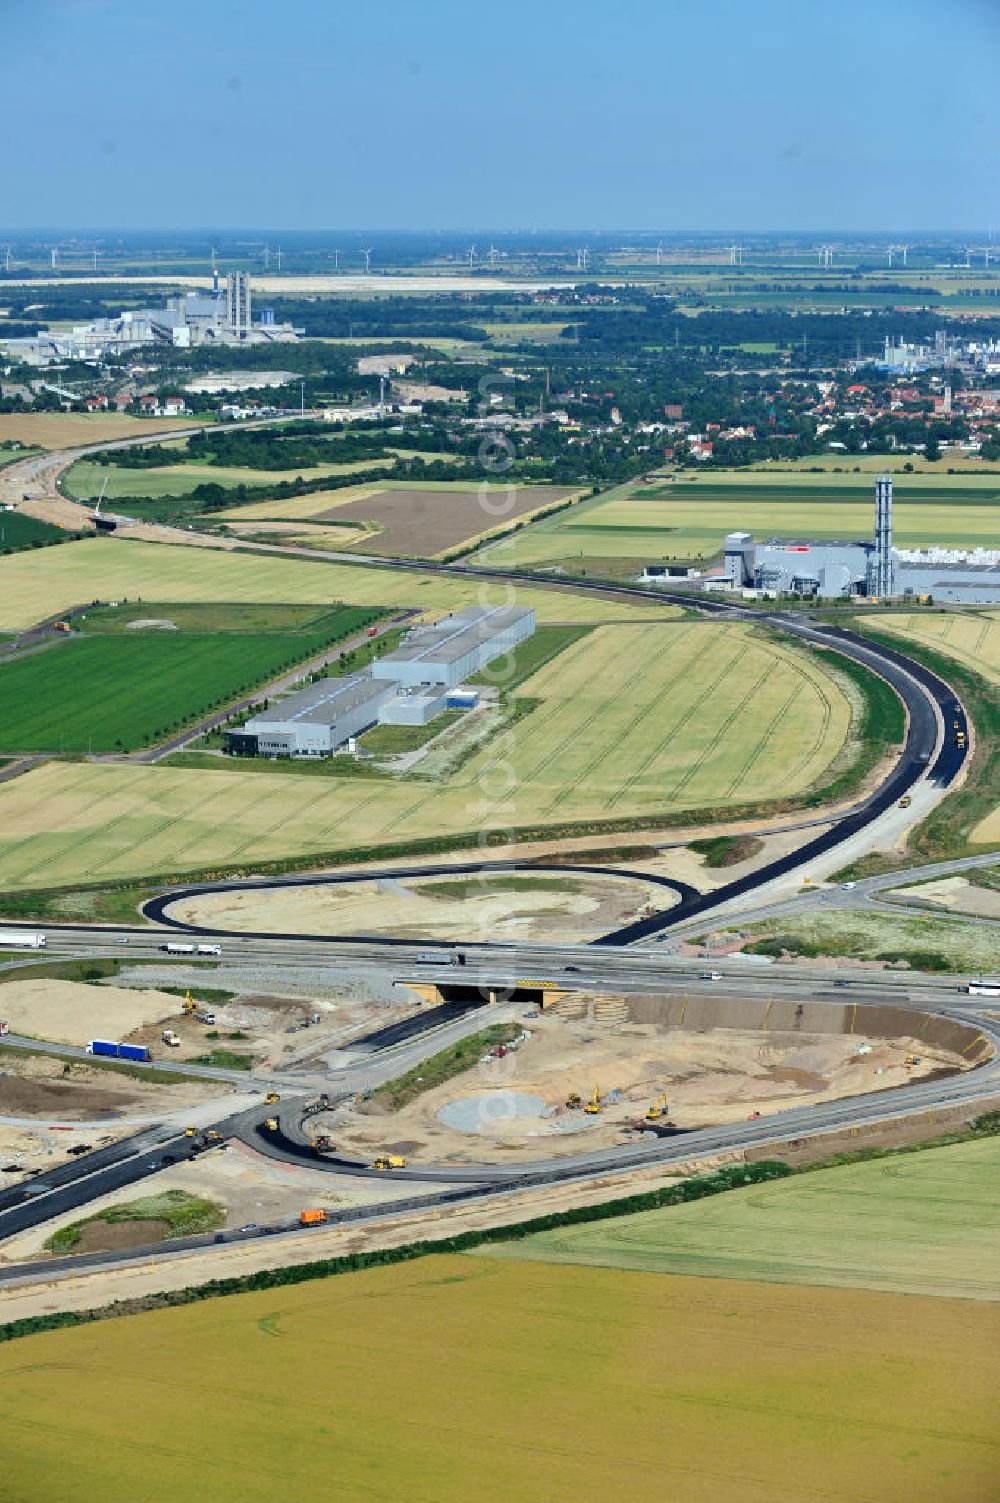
[703,476,1000,603]
[2,272,301,365]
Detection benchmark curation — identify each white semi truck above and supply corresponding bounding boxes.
[0,931,46,950]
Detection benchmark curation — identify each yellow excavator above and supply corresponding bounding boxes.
[583,1085,602,1116]
[645,1093,669,1121]
[182,991,197,1016]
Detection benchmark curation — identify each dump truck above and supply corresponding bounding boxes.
[265,1092,281,1105]
[161,1028,181,1047]
[264,1117,279,1132]
[371,1154,406,1170]
[87,1039,150,1062]
[299,1208,328,1226]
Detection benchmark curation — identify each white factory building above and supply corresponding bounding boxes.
[225,605,535,758]
[2,272,300,365]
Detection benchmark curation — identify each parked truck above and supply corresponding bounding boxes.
[299,1208,328,1226]
[161,942,196,955]
[87,1040,151,1062]
[196,943,222,956]
[0,931,46,951]
[416,950,466,966]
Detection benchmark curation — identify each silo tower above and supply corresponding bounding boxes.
[872,474,895,597]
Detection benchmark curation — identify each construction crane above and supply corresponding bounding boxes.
[583,1085,602,1115]
[645,1093,669,1121]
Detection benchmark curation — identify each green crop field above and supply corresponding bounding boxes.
[64,456,391,500]
[0,620,850,888]
[0,538,681,633]
[0,513,71,552]
[482,472,1000,570]
[0,606,376,754]
[876,610,1000,687]
[1,1253,997,1503]
[488,1136,1000,1299]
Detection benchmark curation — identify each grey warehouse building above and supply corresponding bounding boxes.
[372,604,536,688]
[225,605,536,758]
[226,674,395,758]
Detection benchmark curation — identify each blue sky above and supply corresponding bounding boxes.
[5,0,998,231]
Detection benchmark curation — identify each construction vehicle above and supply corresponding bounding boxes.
[583,1086,602,1115]
[184,1125,197,1137]
[645,1093,669,1121]
[265,1092,281,1105]
[299,1208,328,1226]
[904,1054,922,1067]
[161,1028,181,1047]
[181,991,197,1015]
[264,1117,279,1132]
[204,1129,223,1143]
[565,1091,582,1110]
[313,1134,334,1155]
[898,795,912,809]
[371,1154,406,1170]
[956,731,967,748]
[194,1010,216,1026]
[53,620,71,633]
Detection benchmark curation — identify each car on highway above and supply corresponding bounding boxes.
[238,1222,258,1233]
[699,971,722,981]
[833,980,851,988]
[841,881,857,890]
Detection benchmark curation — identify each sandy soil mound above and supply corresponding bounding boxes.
[0,979,185,1047]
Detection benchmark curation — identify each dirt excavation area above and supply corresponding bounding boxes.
[0,1138,448,1265]
[170,871,676,945]
[0,978,190,1047]
[887,873,1000,920]
[0,967,423,1070]
[321,994,972,1168]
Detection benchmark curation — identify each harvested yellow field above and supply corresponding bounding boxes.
[0,978,183,1046]
[0,623,849,888]
[0,538,679,632]
[0,413,198,449]
[1,1255,997,1503]
[877,610,1000,685]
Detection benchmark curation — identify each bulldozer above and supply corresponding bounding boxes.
[645,1093,669,1121]
[371,1154,406,1171]
[583,1085,602,1116]
[565,1091,582,1110]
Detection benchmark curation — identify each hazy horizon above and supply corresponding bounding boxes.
[6,0,998,233]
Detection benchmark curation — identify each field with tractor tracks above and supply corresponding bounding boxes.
[0,620,850,888]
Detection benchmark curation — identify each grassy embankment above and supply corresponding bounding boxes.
[371,1023,522,1111]
[44,1190,225,1255]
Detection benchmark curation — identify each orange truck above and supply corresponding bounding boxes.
[299,1208,328,1227]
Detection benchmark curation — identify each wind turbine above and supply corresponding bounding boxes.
[50,247,59,269]
[729,241,743,267]
[468,244,477,268]
[362,247,373,273]
[576,247,589,270]
[2,247,11,272]
[275,246,282,272]
[487,243,499,267]
[332,248,340,271]
[655,241,664,266]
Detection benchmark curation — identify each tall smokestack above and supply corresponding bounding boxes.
[873,473,894,597]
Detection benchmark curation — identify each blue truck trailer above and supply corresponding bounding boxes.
[87,1039,151,1061]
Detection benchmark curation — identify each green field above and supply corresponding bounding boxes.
[0,512,71,552]
[481,472,1000,571]
[0,605,376,753]
[1,1253,997,1503]
[736,908,1000,972]
[0,620,850,888]
[489,1136,1000,1299]
[63,457,389,500]
[0,539,682,633]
